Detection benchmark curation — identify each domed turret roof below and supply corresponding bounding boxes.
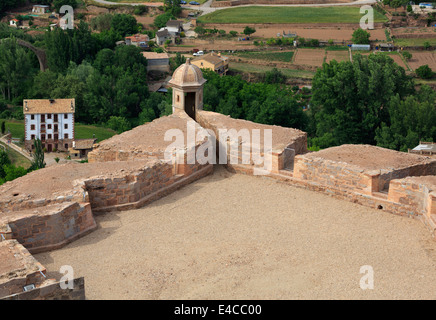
[168,58,206,88]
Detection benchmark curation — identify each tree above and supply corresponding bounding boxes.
[351,28,371,44]
[243,26,256,36]
[53,0,78,12]
[375,85,436,151]
[0,38,34,101]
[229,30,238,37]
[416,65,433,79]
[309,54,414,148]
[90,13,113,32]
[29,138,45,171]
[154,12,175,29]
[264,68,286,84]
[164,0,182,16]
[402,51,412,60]
[171,52,186,71]
[106,116,132,133]
[0,149,11,178]
[1,121,5,134]
[133,5,148,15]
[111,14,138,37]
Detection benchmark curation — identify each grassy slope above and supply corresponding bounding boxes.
[198,6,388,24]
[0,140,31,169]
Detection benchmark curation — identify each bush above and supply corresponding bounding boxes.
[416,65,433,79]
[402,51,412,60]
[351,28,371,44]
[133,5,148,15]
[54,157,60,163]
[229,30,238,37]
[154,12,175,29]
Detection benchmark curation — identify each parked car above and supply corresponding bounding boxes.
[189,1,200,4]
[181,0,187,4]
[193,50,204,56]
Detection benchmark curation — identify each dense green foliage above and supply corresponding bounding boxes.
[202,70,308,130]
[351,28,371,44]
[29,138,45,171]
[0,149,27,185]
[308,53,435,150]
[416,65,434,79]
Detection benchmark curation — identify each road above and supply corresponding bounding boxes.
[0,136,32,161]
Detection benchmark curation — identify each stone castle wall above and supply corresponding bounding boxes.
[5,203,96,254]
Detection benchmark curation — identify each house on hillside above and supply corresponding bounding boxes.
[125,34,150,49]
[142,52,170,73]
[23,99,75,153]
[155,29,174,45]
[32,4,50,14]
[165,20,184,36]
[9,19,19,28]
[191,52,229,75]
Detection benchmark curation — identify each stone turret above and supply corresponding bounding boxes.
[168,58,206,121]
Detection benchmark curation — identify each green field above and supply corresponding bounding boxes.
[393,38,436,47]
[0,120,117,142]
[0,141,31,169]
[198,6,388,24]
[234,51,295,62]
[229,62,315,79]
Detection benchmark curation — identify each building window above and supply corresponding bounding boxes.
[65,143,69,150]
[64,123,68,129]
[31,115,35,120]
[41,114,45,122]
[41,134,45,141]
[64,133,69,139]
[41,124,46,131]
[48,134,52,139]
[64,114,68,119]
[48,124,52,129]
[177,95,180,102]
[31,134,35,140]
[30,124,35,130]
[54,114,58,122]
[54,134,58,141]
[47,114,52,120]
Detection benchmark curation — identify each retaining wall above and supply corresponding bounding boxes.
[4,203,96,254]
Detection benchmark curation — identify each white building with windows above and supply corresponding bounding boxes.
[23,99,75,152]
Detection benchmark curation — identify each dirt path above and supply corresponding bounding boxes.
[35,166,436,300]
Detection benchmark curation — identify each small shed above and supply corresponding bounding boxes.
[379,43,394,52]
[72,139,97,158]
